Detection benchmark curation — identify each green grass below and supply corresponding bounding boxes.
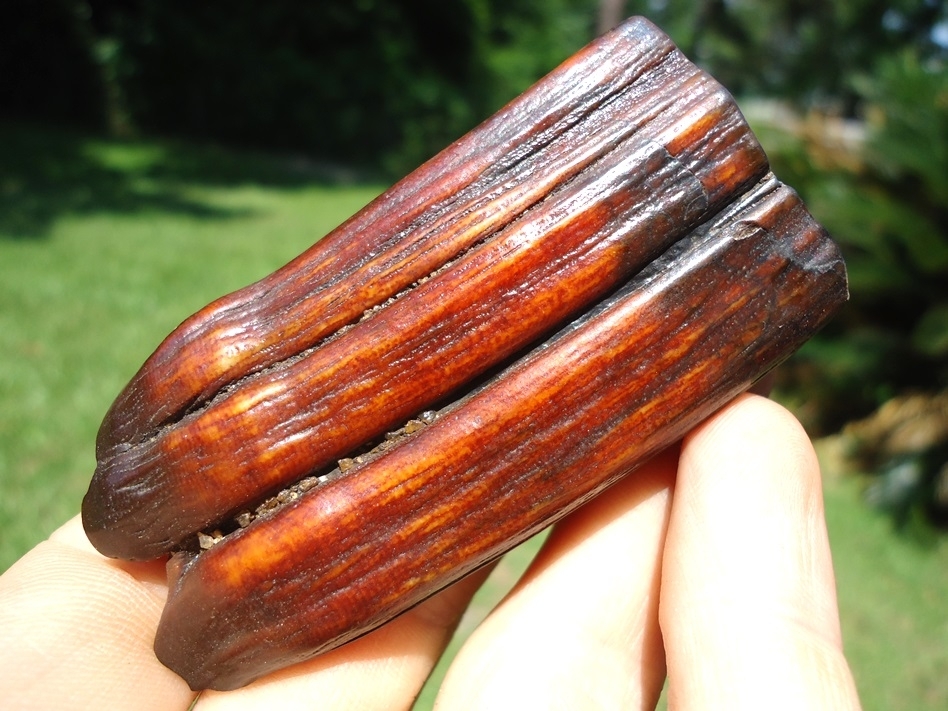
[1,124,946,710]
[818,444,948,711]
[0,121,382,568]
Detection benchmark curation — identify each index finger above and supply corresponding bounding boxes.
[659,394,861,709]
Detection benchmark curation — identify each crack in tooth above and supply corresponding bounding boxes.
[191,409,443,550]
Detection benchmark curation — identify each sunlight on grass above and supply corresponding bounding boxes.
[81,140,169,173]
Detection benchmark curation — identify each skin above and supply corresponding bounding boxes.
[0,394,861,710]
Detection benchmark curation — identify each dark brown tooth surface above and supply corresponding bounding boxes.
[153,181,848,691]
[93,17,705,457]
[83,17,768,561]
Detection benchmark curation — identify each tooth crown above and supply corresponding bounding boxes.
[81,17,848,692]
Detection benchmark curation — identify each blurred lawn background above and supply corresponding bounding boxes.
[3,1,948,709]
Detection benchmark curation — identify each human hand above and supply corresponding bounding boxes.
[0,394,861,709]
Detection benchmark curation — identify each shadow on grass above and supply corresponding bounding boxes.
[0,121,370,239]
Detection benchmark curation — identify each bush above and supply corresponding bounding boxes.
[0,0,107,129]
[759,50,948,431]
[79,0,596,175]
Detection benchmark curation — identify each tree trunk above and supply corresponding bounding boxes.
[597,0,626,35]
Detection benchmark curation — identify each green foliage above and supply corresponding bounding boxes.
[5,0,945,176]
[759,48,948,431]
[480,0,596,110]
[100,1,489,174]
[625,0,947,106]
[47,0,597,176]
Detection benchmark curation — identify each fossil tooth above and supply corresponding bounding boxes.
[79,16,847,692]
